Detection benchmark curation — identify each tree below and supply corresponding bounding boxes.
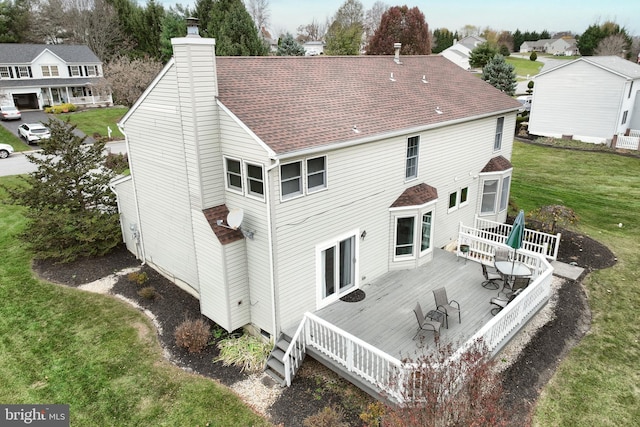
[207,0,268,56]
[324,0,364,55]
[527,205,578,234]
[482,54,517,96]
[101,55,163,106]
[5,119,122,262]
[159,5,189,63]
[578,21,631,57]
[459,24,480,37]
[469,42,498,68]
[526,80,534,95]
[363,0,387,42]
[529,51,537,61]
[432,28,455,54]
[245,0,269,33]
[499,44,510,56]
[0,0,31,42]
[366,5,430,55]
[512,29,524,52]
[295,18,325,43]
[276,33,305,56]
[136,0,165,58]
[382,340,510,426]
[595,33,630,57]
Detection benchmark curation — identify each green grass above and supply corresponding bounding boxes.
[0,176,271,427]
[505,56,544,79]
[62,106,128,139]
[0,123,30,152]
[509,142,640,426]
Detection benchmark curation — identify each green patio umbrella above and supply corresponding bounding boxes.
[506,210,525,264]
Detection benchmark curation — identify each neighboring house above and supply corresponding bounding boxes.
[441,36,485,70]
[302,40,324,56]
[113,30,535,395]
[546,38,578,56]
[0,43,112,110]
[528,56,640,144]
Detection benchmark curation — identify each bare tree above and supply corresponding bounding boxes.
[244,0,269,32]
[364,0,387,42]
[458,24,481,38]
[595,33,629,57]
[296,18,326,42]
[28,0,70,43]
[101,56,163,107]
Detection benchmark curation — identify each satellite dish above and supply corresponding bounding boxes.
[227,208,244,230]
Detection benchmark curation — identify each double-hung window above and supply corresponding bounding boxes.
[69,65,81,77]
[0,66,11,78]
[224,157,242,193]
[395,217,415,257]
[494,117,504,151]
[41,65,59,77]
[622,111,628,125]
[307,156,326,192]
[499,176,510,212]
[448,187,469,212]
[246,163,264,198]
[85,65,98,76]
[420,212,433,252]
[16,66,31,78]
[281,161,302,199]
[481,179,499,214]
[393,209,435,260]
[405,136,419,180]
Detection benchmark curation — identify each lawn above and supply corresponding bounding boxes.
[505,56,544,78]
[0,123,28,152]
[0,176,270,426]
[510,141,640,426]
[63,106,128,139]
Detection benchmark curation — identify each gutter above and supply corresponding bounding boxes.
[272,108,520,161]
[265,158,281,338]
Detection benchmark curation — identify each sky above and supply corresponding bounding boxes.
[159,0,639,37]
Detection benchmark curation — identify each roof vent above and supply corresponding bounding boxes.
[394,43,402,64]
[435,107,443,115]
[186,17,200,37]
[389,72,395,82]
[421,75,428,84]
[352,125,360,133]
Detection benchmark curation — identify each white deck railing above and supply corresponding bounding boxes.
[628,129,640,138]
[470,215,561,260]
[283,233,553,403]
[615,135,640,150]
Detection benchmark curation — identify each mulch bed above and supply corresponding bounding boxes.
[32,228,618,426]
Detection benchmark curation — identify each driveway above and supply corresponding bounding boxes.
[0,110,93,148]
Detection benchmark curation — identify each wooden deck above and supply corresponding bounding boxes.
[313,248,501,360]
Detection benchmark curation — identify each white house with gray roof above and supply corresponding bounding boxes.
[529,56,640,144]
[0,44,112,110]
[441,36,486,70]
[110,30,560,397]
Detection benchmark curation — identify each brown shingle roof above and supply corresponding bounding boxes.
[480,155,513,173]
[216,55,521,155]
[390,183,438,208]
[203,205,244,245]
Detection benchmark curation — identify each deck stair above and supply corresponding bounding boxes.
[264,333,303,386]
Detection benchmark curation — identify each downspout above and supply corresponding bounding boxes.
[266,158,280,338]
[117,123,146,265]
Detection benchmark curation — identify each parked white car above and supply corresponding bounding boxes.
[0,105,21,121]
[0,143,14,159]
[18,123,51,144]
[517,95,532,112]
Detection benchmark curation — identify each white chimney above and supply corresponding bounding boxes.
[394,43,402,64]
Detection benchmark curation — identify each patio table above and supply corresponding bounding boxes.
[495,260,532,286]
[426,309,446,328]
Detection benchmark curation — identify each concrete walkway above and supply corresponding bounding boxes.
[551,260,585,281]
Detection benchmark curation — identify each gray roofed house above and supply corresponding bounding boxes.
[441,36,486,70]
[0,43,112,110]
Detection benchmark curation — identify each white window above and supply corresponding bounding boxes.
[69,66,80,76]
[281,161,302,199]
[306,156,326,192]
[460,187,469,206]
[405,136,419,180]
[0,66,11,78]
[494,117,504,151]
[317,232,358,306]
[224,157,242,193]
[448,187,468,212]
[499,176,510,212]
[395,217,415,257]
[246,162,264,198]
[420,212,433,253]
[85,65,98,76]
[16,66,31,78]
[41,65,59,77]
[622,111,628,125]
[481,179,499,214]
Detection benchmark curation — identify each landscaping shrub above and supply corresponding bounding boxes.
[175,318,211,353]
[127,271,148,285]
[359,402,385,427]
[303,406,349,427]
[137,286,159,300]
[215,334,271,373]
[105,152,129,174]
[44,103,77,114]
[527,205,579,234]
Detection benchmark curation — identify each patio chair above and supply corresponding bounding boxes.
[499,276,531,299]
[490,288,524,315]
[494,247,510,262]
[432,287,461,328]
[481,263,502,290]
[413,303,441,341]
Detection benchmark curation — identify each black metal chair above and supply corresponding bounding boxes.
[432,287,461,328]
[412,303,441,341]
[499,276,531,299]
[490,288,524,315]
[481,264,502,290]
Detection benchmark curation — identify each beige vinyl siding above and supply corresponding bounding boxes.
[218,109,274,334]
[112,178,141,258]
[124,64,200,291]
[529,61,625,143]
[274,115,515,329]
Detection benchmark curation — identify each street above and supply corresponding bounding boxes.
[0,140,126,177]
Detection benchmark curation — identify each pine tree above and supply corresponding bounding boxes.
[482,54,517,96]
[207,0,268,56]
[469,42,498,68]
[5,119,122,262]
[277,33,305,56]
